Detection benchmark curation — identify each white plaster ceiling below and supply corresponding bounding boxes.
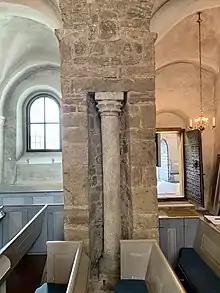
[0,16,60,91]
[155,8,220,74]
[155,6,220,131]
[0,0,62,114]
[151,0,220,44]
[0,0,62,29]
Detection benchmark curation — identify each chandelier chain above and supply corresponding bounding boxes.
[197,12,203,115]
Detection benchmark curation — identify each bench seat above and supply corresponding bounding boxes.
[114,279,148,293]
[35,283,67,293]
[177,248,220,293]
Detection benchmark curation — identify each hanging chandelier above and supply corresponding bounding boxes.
[189,12,216,132]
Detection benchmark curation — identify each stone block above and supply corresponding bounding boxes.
[70,77,155,92]
[99,20,119,41]
[62,126,88,143]
[62,112,87,128]
[62,143,88,167]
[133,213,158,229]
[133,228,159,241]
[63,164,88,192]
[64,189,88,207]
[127,91,155,103]
[129,127,155,140]
[121,65,154,78]
[65,207,89,225]
[64,225,89,242]
[130,139,155,166]
[131,166,156,187]
[90,42,106,55]
[128,104,156,129]
[132,187,158,213]
[60,0,89,27]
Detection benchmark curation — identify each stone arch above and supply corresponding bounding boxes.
[0,1,62,29]
[151,0,220,44]
[1,63,60,116]
[156,60,218,77]
[156,110,188,128]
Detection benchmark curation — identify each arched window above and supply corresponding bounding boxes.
[27,95,61,151]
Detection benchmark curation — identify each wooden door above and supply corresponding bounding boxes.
[184,129,204,207]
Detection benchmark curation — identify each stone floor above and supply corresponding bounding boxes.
[157,180,181,198]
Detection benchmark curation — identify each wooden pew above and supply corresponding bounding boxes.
[35,241,89,293]
[0,204,47,292]
[0,255,10,293]
[115,239,185,293]
[176,219,220,292]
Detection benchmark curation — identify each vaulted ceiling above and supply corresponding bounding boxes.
[0,0,220,114]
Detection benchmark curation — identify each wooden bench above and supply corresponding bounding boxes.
[0,205,47,293]
[176,219,220,293]
[35,241,89,293]
[115,239,185,293]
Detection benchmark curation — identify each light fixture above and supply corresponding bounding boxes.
[189,12,216,132]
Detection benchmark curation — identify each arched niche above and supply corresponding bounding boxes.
[156,111,188,128]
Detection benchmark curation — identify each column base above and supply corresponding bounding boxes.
[89,280,113,293]
[98,255,120,291]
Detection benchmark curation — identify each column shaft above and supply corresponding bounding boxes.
[95,92,123,288]
[101,114,121,257]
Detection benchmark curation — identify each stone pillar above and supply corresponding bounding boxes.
[0,116,5,184]
[58,0,158,288]
[127,92,158,240]
[62,91,89,245]
[95,92,123,288]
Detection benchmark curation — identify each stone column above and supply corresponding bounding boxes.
[0,116,5,184]
[95,92,124,288]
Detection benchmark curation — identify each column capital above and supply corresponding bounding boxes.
[95,92,124,116]
[0,116,5,127]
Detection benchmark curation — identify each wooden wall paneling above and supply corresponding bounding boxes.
[0,218,3,248]
[29,210,48,255]
[0,205,64,254]
[8,212,23,241]
[184,218,199,247]
[159,218,184,266]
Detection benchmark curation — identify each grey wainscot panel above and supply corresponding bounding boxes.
[159,217,199,266]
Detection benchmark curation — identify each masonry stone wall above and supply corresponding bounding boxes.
[59,0,158,290]
[59,0,155,93]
